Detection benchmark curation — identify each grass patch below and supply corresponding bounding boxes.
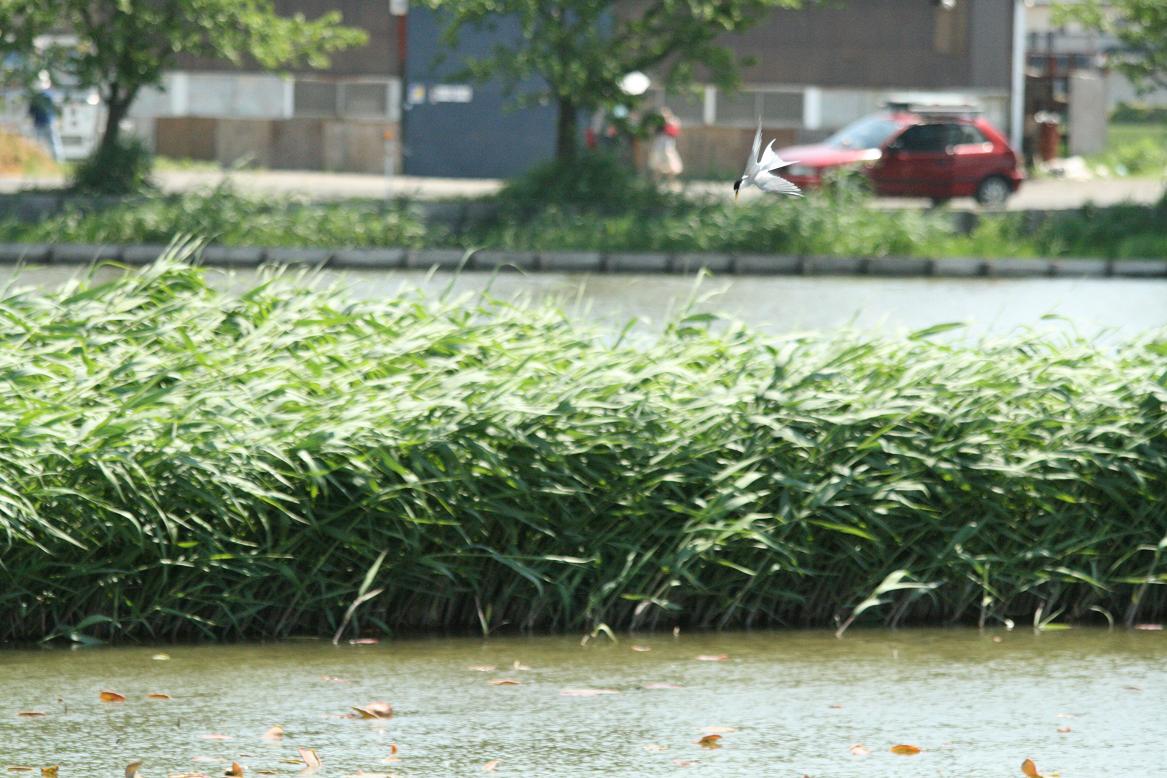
[1,255,1165,642]
[1087,122,1167,178]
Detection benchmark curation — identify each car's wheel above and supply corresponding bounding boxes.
[975,175,1011,207]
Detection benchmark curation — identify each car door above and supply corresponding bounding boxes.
[948,123,998,197]
[869,123,955,198]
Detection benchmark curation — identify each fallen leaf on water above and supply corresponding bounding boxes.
[559,688,619,697]
[512,660,531,671]
[488,678,521,686]
[226,762,244,777]
[467,665,496,672]
[298,748,322,769]
[631,645,651,652]
[146,692,172,700]
[1057,726,1072,733]
[151,653,170,661]
[200,734,233,741]
[389,744,398,755]
[100,690,127,703]
[16,712,46,718]
[262,726,285,741]
[696,734,722,749]
[482,759,501,772]
[41,768,58,778]
[890,744,921,755]
[349,638,380,645]
[125,761,143,778]
[672,759,697,768]
[1021,757,1040,777]
[695,654,728,662]
[701,726,736,735]
[351,701,393,719]
[849,744,871,756]
[642,682,683,690]
[6,767,33,772]
[1134,624,1163,631]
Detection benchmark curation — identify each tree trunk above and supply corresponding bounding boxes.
[99,97,130,155]
[555,97,579,162]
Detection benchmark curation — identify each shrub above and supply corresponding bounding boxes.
[71,135,155,194]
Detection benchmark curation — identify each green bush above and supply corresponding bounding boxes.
[494,151,676,219]
[71,135,155,194]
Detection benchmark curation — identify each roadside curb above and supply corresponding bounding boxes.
[0,243,1163,279]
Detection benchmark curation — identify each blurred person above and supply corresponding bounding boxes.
[29,71,63,162]
[647,106,683,183]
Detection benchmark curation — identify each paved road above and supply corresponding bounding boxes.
[2,169,1162,210]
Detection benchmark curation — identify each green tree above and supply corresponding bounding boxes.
[424,0,808,161]
[1054,0,1167,90]
[0,0,366,166]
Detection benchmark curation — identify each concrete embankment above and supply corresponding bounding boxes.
[0,242,1164,279]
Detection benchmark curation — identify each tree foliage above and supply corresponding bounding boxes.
[0,0,366,188]
[1054,0,1167,90]
[424,0,808,159]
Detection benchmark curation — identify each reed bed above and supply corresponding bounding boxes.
[2,254,1165,642]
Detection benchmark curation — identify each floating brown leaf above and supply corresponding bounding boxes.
[40,768,58,778]
[100,690,127,703]
[6,767,33,772]
[696,734,722,749]
[125,761,143,778]
[226,762,244,777]
[559,688,619,697]
[482,759,501,772]
[146,692,172,700]
[1021,758,1040,777]
[890,744,921,755]
[849,744,871,756]
[298,748,322,769]
[488,678,521,686]
[16,712,46,718]
[695,654,728,662]
[351,701,393,720]
[262,725,284,741]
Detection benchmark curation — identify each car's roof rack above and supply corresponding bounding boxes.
[883,100,982,117]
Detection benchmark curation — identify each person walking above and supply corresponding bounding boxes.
[647,106,683,185]
[29,71,64,162]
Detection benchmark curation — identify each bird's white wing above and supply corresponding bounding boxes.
[745,119,763,175]
[754,170,804,198]
[758,139,795,172]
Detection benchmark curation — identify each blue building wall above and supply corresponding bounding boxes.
[403,10,557,178]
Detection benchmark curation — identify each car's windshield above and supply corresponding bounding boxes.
[823,114,901,149]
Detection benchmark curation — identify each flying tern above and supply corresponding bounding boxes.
[733,120,803,201]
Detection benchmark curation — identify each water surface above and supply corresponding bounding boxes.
[3,265,1165,339]
[3,629,1165,776]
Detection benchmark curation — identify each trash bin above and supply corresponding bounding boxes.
[1035,112,1061,162]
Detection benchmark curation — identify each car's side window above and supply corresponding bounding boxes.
[895,124,953,152]
[954,124,988,145]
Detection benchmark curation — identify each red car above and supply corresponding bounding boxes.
[779,108,1024,206]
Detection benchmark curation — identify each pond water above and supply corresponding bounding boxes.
[3,265,1166,339]
[3,629,1165,777]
